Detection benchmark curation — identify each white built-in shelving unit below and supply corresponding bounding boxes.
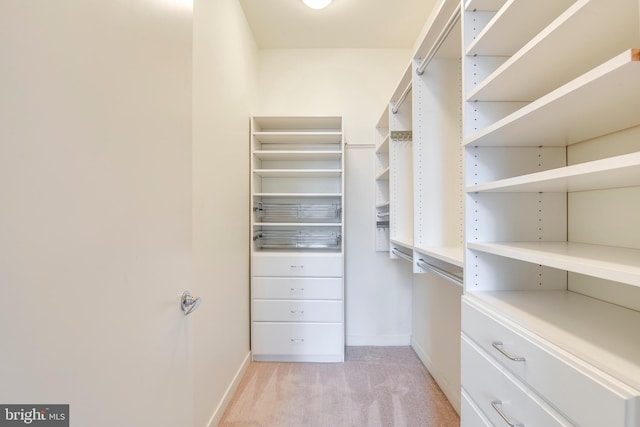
[461,0,640,425]
[250,116,345,363]
[374,107,390,251]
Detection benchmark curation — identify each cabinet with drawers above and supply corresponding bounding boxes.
[461,0,640,425]
[250,116,344,362]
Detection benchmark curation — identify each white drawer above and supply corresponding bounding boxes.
[252,300,343,322]
[252,253,343,277]
[252,277,343,300]
[461,390,492,427]
[462,335,572,427]
[462,297,638,427]
[252,322,344,362]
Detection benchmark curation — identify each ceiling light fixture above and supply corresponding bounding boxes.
[302,0,333,9]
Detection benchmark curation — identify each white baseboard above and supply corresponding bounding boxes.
[411,338,461,415]
[206,351,251,427]
[346,334,411,346]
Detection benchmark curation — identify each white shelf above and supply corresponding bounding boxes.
[254,193,341,198]
[253,169,342,178]
[464,0,506,11]
[253,132,342,144]
[466,0,638,102]
[254,151,342,161]
[466,0,572,57]
[376,134,389,154]
[376,201,390,209]
[253,116,342,131]
[376,167,390,181]
[466,291,640,391]
[467,241,640,287]
[415,246,464,268]
[464,49,640,147]
[467,152,640,193]
[390,239,414,251]
[254,223,341,227]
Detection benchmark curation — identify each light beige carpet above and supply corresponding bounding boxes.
[219,346,460,427]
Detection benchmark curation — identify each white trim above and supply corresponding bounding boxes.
[206,351,251,427]
[411,338,461,415]
[346,334,411,346]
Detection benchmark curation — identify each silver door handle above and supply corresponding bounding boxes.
[180,291,201,316]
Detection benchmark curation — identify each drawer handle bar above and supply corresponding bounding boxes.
[492,342,526,362]
[290,338,305,343]
[491,401,524,427]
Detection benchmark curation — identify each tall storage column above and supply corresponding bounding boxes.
[250,116,345,363]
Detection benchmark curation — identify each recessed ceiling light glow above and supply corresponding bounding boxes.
[302,0,333,9]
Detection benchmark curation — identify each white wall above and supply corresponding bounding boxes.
[0,1,194,426]
[256,48,415,345]
[192,0,258,425]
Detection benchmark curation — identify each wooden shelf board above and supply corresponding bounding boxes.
[391,239,415,251]
[376,167,390,181]
[415,246,465,268]
[466,152,640,193]
[376,201,390,209]
[254,132,342,144]
[253,150,342,161]
[468,241,640,287]
[253,116,342,131]
[465,291,640,391]
[466,0,572,57]
[254,169,342,178]
[466,0,638,102]
[376,135,390,154]
[464,50,640,147]
[254,193,342,198]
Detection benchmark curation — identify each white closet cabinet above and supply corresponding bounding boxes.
[250,116,345,363]
[461,0,640,425]
[374,106,390,251]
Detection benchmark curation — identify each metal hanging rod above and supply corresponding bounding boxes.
[391,82,412,114]
[417,259,463,287]
[392,247,413,263]
[416,6,461,76]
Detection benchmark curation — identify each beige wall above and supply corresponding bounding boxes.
[192,0,258,425]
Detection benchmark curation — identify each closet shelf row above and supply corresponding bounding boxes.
[465,0,571,57]
[466,151,640,193]
[464,49,640,147]
[254,192,341,198]
[466,0,636,102]
[253,169,342,178]
[253,151,342,160]
[254,202,341,222]
[253,230,342,250]
[468,241,640,288]
[253,132,342,144]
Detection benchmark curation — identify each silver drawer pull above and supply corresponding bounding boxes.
[492,342,526,362]
[290,338,305,343]
[290,288,305,293]
[491,401,523,427]
[290,310,305,315]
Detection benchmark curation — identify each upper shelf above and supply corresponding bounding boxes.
[376,167,390,181]
[254,132,342,144]
[465,0,572,57]
[415,246,464,268]
[254,151,342,161]
[464,49,640,147]
[466,152,640,193]
[253,116,342,131]
[466,0,638,102]
[467,241,640,288]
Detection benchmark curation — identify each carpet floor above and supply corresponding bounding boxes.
[218,346,460,427]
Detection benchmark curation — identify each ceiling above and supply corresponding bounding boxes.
[239,0,439,49]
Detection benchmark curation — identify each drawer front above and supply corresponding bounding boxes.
[461,390,492,427]
[252,322,344,360]
[252,300,343,322]
[252,277,343,300]
[462,297,635,427]
[462,335,572,427]
[252,253,343,277]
